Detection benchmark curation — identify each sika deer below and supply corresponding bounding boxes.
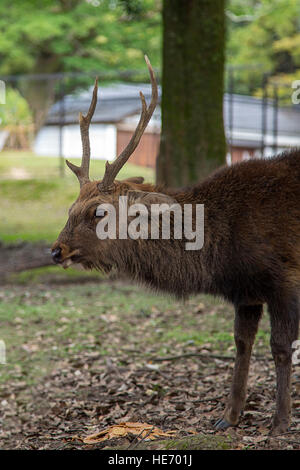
[52,56,299,435]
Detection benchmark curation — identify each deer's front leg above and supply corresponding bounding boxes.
[268,296,299,435]
[215,304,263,430]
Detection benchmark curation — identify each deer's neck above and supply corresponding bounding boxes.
[111,187,215,298]
[111,238,204,298]
[109,177,231,298]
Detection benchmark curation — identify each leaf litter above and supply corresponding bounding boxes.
[80,422,177,444]
[0,279,299,450]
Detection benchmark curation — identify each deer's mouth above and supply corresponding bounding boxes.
[67,253,95,271]
[60,249,81,269]
[61,254,112,274]
[62,258,74,269]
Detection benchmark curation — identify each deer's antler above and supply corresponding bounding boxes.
[66,55,157,190]
[66,78,98,187]
[98,55,158,191]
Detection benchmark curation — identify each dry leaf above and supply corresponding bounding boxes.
[82,422,177,444]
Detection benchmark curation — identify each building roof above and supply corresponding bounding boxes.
[46,83,300,144]
[223,94,300,139]
[46,83,161,125]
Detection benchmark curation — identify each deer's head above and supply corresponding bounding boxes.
[52,56,175,273]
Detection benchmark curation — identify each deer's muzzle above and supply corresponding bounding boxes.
[51,243,80,268]
[52,247,62,263]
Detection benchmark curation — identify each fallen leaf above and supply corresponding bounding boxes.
[81,422,177,444]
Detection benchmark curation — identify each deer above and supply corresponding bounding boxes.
[52,56,299,436]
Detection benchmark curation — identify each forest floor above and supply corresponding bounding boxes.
[0,267,300,450]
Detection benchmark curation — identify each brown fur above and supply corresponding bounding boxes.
[52,149,300,434]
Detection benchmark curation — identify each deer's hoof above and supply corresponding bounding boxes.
[270,424,289,436]
[214,418,231,431]
[270,415,290,435]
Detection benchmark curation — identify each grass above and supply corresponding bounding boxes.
[0,268,272,387]
[0,150,154,182]
[0,150,154,243]
[105,434,234,450]
[0,279,179,384]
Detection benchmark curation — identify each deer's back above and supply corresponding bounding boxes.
[185,150,300,304]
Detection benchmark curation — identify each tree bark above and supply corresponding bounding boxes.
[0,242,53,280]
[157,0,226,187]
[19,77,57,136]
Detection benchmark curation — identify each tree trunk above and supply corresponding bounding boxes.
[17,55,60,135]
[157,0,226,187]
[19,77,57,136]
[0,242,53,280]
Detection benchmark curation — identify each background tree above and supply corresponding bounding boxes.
[0,0,161,133]
[226,0,300,95]
[157,0,226,186]
[1,0,299,181]
[0,88,33,150]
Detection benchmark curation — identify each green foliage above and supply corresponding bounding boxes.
[0,88,33,127]
[0,0,161,133]
[0,88,33,149]
[0,0,299,96]
[226,0,300,94]
[0,0,161,76]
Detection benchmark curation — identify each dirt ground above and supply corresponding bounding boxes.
[0,271,299,450]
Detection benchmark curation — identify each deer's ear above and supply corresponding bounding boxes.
[120,176,145,184]
[128,190,177,206]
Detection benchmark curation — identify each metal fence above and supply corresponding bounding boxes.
[224,66,300,163]
[1,65,299,177]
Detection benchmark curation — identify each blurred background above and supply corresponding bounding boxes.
[1,0,300,249]
[1,0,300,250]
[1,0,300,450]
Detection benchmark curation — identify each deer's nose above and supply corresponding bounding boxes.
[52,247,62,263]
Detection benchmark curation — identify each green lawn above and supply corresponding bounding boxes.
[0,151,154,243]
[0,276,271,387]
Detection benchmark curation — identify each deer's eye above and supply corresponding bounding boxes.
[95,207,107,218]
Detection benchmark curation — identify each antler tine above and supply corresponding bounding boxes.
[98,55,158,191]
[66,78,98,187]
